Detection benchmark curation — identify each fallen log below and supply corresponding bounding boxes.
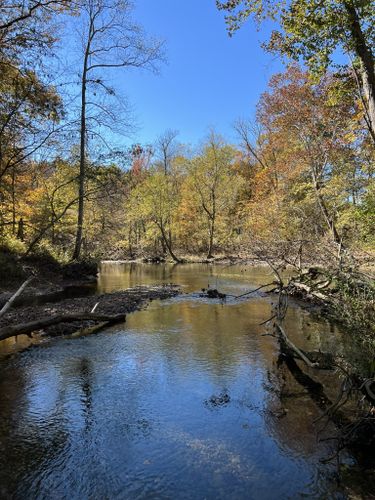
[0,312,126,342]
[71,321,112,338]
[276,324,319,369]
[292,350,335,370]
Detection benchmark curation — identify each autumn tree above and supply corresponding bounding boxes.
[0,0,73,65]
[0,0,76,249]
[0,66,62,239]
[183,133,244,258]
[243,65,370,249]
[217,0,375,142]
[128,169,182,262]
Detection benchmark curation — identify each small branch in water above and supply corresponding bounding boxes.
[259,314,277,326]
[226,282,276,299]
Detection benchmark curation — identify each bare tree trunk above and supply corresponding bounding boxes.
[207,192,216,259]
[207,218,215,259]
[16,217,24,241]
[0,276,33,319]
[11,165,16,235]
[72,70,87,260]
[72,21,92,261]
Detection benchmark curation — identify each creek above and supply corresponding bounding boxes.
[0,263,364,498]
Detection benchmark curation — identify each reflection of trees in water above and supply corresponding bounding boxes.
[0,335,35,356]
[0,361,69,498]
[262,352,375,497]
[0,263,358,497]
[78,357,93,433]
[262,352,342,463]
[99,262,257,295]
[128,299,274,385]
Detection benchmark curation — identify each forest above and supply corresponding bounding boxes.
[0,0,373,265]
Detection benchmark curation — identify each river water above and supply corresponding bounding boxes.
[0,263,360,499]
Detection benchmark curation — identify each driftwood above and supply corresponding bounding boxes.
[201,282,276,300]
[291,350,334,370]
[276,324,319,368]
[71,321,113,338]
[0,312,126,342]
[0,276,34,319]
[290,281,328,301]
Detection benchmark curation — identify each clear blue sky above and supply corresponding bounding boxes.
[117,0,283,146]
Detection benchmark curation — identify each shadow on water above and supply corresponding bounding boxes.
[0,262,370,498]
[10,282,97,308]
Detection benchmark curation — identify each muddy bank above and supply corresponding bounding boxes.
[0,284,180,339]
[133,255,266,265]
[0,250,98,297]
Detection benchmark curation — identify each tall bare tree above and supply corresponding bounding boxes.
[72,0,164,260]
[155,129,179,175]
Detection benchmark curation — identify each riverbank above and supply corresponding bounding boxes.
[0,284,180,340]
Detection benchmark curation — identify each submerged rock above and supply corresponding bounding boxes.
[205,392,231,407]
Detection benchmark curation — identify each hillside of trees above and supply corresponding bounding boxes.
[0,0,374,265]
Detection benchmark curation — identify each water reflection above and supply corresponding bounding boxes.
[97,261,275,294]
[0,264,358,498]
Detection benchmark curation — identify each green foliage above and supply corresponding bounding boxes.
[217,0,375,73]
[354,179,375,246]
[0,234,27,255]
[331,270,375,353]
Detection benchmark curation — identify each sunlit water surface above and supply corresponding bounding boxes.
[0,263,357,499]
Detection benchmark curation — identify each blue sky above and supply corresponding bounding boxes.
[115,0,284,146]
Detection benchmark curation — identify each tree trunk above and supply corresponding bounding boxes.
[72,76,87,260]
[158,221,181,263]
[16,217,24,241]
[0,276,34,319]
[72,23,92,261]
[314,184,342,245]
[11,166,16,235]
[345,2,375,143]
[207,193,216,259]
[207,220,215,259]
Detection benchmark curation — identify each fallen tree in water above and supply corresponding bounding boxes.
[0,312,126,342]
[256,243,375,467]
